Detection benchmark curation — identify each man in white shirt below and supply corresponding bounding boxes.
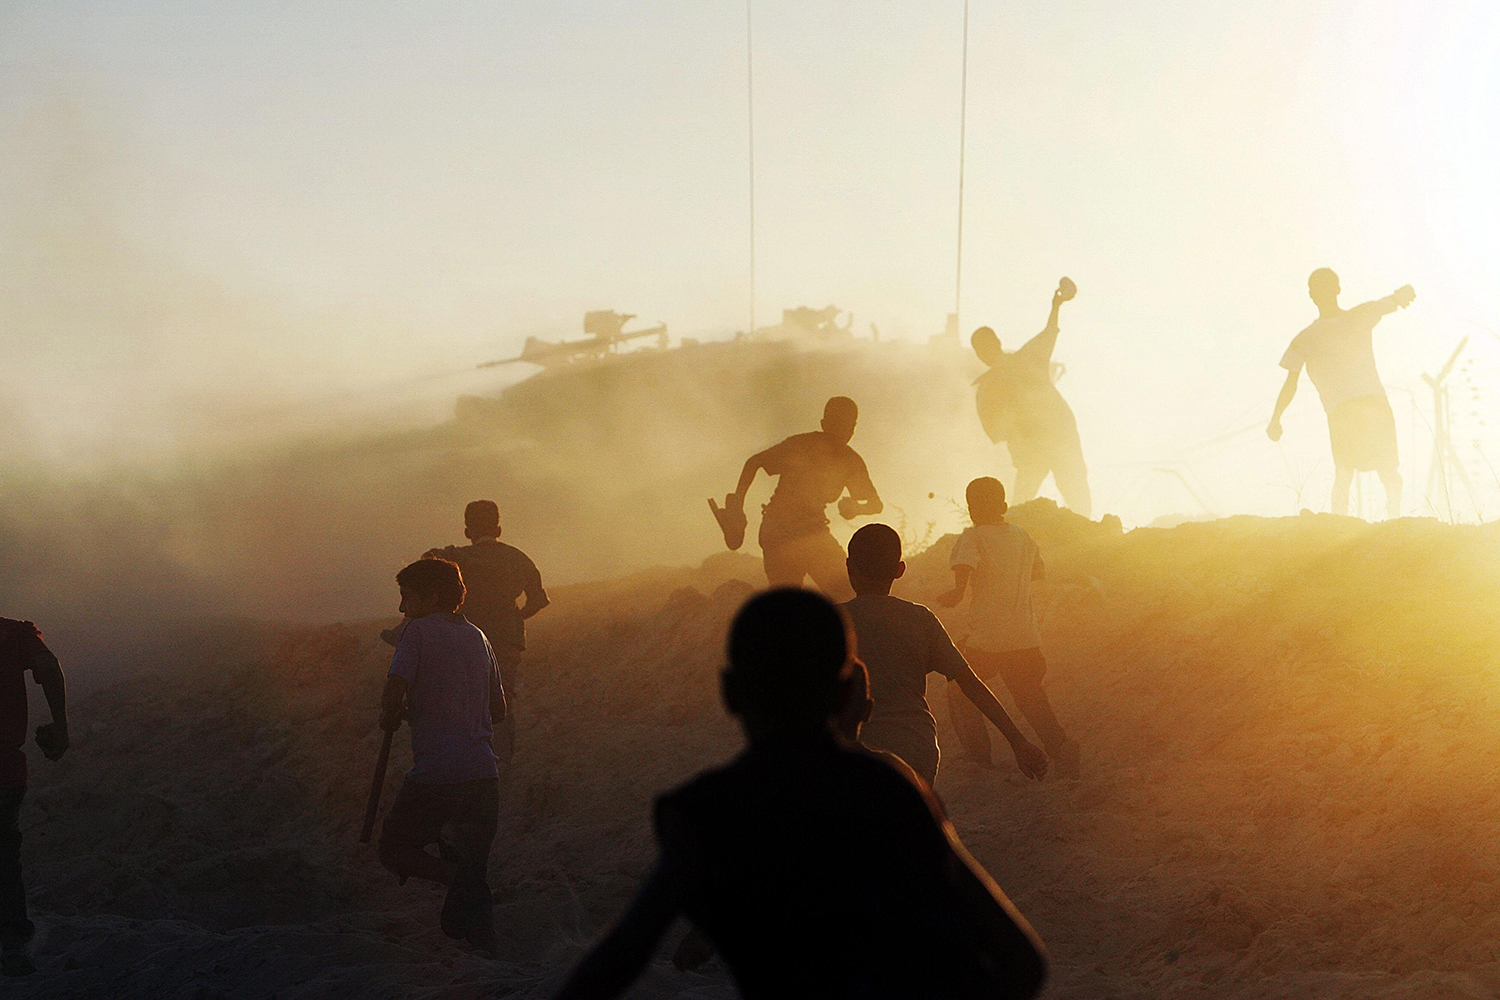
[1268,268,1415,517]
[938,478,1078,778]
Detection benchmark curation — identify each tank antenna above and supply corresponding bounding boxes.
[954,0,970,333]
[746,0,757,338]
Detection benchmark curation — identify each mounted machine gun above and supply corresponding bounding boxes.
[479,311,669,369]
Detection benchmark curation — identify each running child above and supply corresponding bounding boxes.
[557,588,1047,1000]
[938,477,1080,778]
[842,523,1047,786]
[377,558,506,956]
[421,500,549,767]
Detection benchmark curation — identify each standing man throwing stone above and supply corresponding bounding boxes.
[1268,269,1415,518]
[970,278,1092,518]
[711,396,882,601]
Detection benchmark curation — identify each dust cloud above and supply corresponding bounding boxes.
[1,98,1006,678]
[5,20,1500,999]
[10,504,1500,998]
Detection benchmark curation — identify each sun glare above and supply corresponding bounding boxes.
[1392,1,1500,323]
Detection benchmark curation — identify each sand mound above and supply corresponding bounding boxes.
[12,511,1500,998]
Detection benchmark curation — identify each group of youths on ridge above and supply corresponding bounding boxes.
[0,268,1412,987]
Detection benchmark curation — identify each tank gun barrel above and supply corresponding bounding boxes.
[477,321,668,369]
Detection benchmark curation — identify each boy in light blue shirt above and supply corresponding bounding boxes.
[377,557,507,955]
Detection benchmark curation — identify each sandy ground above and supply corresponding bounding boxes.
[10,504,1500,998]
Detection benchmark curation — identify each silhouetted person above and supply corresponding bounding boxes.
[556,589,1048,1000]
[377,558,506,956]
[714,396,882,601]
[939,478,1079,778]
[1,619,68,978]
[842,524,1047,786]
[1268,269,1415,517]
[414,500,548,767]
[971,278,1092,518]
[668,656,927,975]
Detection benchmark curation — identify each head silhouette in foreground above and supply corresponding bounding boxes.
[711,396,882,601]
[377,557,507,957]
[418,500,549,768]
[1,619,68,978]
[668,631,926,978]
[1268,268,1416,518]
[970,277,1092,518]
[556,588,1048,1000]
[843,522,1048,785]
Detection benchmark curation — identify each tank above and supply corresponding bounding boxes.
[444,306,994,580]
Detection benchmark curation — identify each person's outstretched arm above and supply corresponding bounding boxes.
[31,647,69,761]
[556,811,693,1000]
[1363,284,1417,317]
[731,450,771,504]
[937,565,972,607]
[837,453,883,519]
[1015,289,1067,367]
[1042,287,1064,336]
[1267,365,1300,441]
[954,666,1047,779]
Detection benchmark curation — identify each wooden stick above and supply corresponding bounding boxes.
[360,729,394,844]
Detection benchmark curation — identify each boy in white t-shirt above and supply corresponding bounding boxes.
[938,478,1079,778]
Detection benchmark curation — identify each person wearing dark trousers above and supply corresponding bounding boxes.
[376,559,506,957]
[939,478,1080,778]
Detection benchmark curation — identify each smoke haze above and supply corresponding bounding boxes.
[3,0,1499,664]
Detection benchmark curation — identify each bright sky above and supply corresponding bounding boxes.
[2,0,1497,523]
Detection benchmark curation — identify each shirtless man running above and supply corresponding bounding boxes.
[711,396,882,601]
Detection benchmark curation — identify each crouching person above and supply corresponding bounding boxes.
[377,558,506,956]
[556,588,1047,1000]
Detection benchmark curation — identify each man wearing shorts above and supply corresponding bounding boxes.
[1268,268,1416,518]
[716,397,882,601]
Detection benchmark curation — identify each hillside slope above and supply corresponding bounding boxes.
[11,510,1500,999]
